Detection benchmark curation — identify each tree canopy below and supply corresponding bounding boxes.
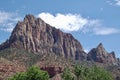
[62,65,113,80]
[8,66,49,80]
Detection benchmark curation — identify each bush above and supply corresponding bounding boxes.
[88,66,113,80]
[8,66,49,80]
[74,65,113,80]
[74,65,90,80]
[61,65,113,80]
[62,68,74,80]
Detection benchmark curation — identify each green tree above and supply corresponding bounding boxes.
[74,65,113,80]
[74,65,88,80]
[88,66,113,80]
[62,68,74,80]
[8,66,49,80]
[8,72,27,80]
[27,66,49,80]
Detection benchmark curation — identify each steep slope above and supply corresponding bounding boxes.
[87,43,118,64]
[0,14,87,60]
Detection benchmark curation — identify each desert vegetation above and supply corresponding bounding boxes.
[7,65,113,80]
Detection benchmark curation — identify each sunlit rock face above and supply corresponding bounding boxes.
[0,14,87,60]
[87,43,118,64]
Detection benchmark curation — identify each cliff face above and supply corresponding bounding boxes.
[0,14,87,60]
[0,14,119,64]
[87,43,118,64]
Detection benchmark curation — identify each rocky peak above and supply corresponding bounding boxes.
[109,51,116,59]
[87,43,118,64]
[96,43,108,58]
[97,43,103,49]
[96,43,106,52]
[24,14,36,23]
[0,14,87,60]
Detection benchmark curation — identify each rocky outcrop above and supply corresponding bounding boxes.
[41,66,62,77]
[50,74,62,80]
[0,14,87,60]
[87,43,118,64]
[0,58,26,80]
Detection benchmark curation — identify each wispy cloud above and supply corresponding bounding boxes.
[0,12,119,35]
[115,0,120,6]
[38,12,119,35]
[107,0,120,6]
[93,27,119,35]
[0,11,22,32]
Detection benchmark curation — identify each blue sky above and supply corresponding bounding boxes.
[0,0,120,57]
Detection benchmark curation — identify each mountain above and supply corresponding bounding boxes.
[0,14,119,64]
[0,14,87,60]
[0,14,120,80]
[87,43,118,64]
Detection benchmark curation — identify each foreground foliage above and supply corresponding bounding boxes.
[62,65,113,80]
[62,68,74,80]
[7,66,49,80]
[7,65,113,80]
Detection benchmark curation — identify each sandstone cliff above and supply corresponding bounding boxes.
[0,14,119,64]
[0,14,87,60]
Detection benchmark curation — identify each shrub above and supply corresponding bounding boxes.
[62,68,74,80]
[8,66,49,80]
[73,65,113,80]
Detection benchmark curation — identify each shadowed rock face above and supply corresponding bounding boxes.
[87,43,118,64]
[0,14,87,60]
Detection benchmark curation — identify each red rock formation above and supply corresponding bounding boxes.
[0,14,119,64]
[41,66,62,77]
[0,58,26,80]
[0,14,87,60]
[87,43,118,64]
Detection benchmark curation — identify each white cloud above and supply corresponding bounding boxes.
[38,13,88,32]
[0,12,11,23]
[115,0,120,6]
[106,0,113,5]
[38,12,119,35]
[93,27,119,35]
[84,49,89,53]
[0,11,22,32]
[84,20,120,35]
[107,0,120,6]
[0,11,118,35]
